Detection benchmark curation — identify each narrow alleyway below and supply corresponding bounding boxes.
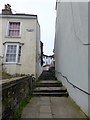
[21,68,87,118]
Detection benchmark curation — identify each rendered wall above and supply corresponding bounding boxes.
[36,21,43,78]
[0,18,2,58]
[1,17,37,75]
[55,2,89,116]
[0,18,2,77]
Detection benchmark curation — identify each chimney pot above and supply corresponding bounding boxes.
[2,4,12,15]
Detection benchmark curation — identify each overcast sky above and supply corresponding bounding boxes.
[0,0,56,55]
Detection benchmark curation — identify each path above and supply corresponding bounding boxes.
[21,96,87,118]
[21,69,87,118]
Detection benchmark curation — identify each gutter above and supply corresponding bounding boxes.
[0,14,37,19]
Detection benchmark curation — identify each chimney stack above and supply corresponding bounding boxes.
[2,4,12,15]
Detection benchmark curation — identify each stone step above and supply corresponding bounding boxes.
[40,79,57,81]
[39,80,58,83]
[33,89,67,93]
[38,71,56,80]
[35,87,66,90]
[32,92,69,97]
[36,83,62,87]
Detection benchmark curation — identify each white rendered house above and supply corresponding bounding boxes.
[0,5,43,78]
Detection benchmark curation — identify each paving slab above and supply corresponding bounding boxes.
[39,100,50,105]
[50,97,87,118]
[40,106,51,113]
[21,97,40,118]
[39,113,52,118]
[40,97,50,101]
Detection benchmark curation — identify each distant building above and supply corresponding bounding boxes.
[54,1,89,116]
[43,54,54,71]
[0,4,43,78]
[43,64,50,71]
[43,54,54,66]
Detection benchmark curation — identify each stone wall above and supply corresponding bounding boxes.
[0,56,2,66]
[1,76,35,119]
[0,56,2,80]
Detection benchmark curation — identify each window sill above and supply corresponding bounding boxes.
[16,63,22,65]
[5,36,21,38]
[3,62,17,64]
[3,62,22,65]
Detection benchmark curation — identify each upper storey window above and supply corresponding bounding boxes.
[8,22,21,37]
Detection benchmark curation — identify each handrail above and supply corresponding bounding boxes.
[56,71,90,95]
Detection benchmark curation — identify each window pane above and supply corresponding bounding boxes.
[7,45,17,54]
[18,46,21,62]
[6,54,16,62]
[19,46,21,55]
[6,54,9,62]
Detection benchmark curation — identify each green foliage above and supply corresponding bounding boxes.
[2,71,11,76]
[32,85,36,90]
[36,79,40,83]
[13,96,31,119]
[13,78,37,119]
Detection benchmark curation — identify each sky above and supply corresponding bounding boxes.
[0,0,56,55]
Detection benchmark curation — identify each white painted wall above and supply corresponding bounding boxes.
[0,17,2,69]
[36,21,43,78]
[0,18,2,58]
[55,2,89,116]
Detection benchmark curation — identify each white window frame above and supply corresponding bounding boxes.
[6,21,22,38]
[4,43,22,63]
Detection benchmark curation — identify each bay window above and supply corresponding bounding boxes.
[4,43,22,63]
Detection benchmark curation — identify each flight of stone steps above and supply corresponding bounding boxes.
[32,68,69,97]
[38,68,56,80]
[32,80,69,97]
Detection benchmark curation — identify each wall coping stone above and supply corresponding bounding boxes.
[0,76,30,90]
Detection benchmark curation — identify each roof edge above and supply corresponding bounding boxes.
[0,13,37,19]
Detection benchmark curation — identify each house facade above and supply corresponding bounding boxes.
[43,54,54,71]
[0,5,43,78]
[55,1,89,116]
[43,54,54,66]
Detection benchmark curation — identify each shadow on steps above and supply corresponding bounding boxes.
[38,67,57,80]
